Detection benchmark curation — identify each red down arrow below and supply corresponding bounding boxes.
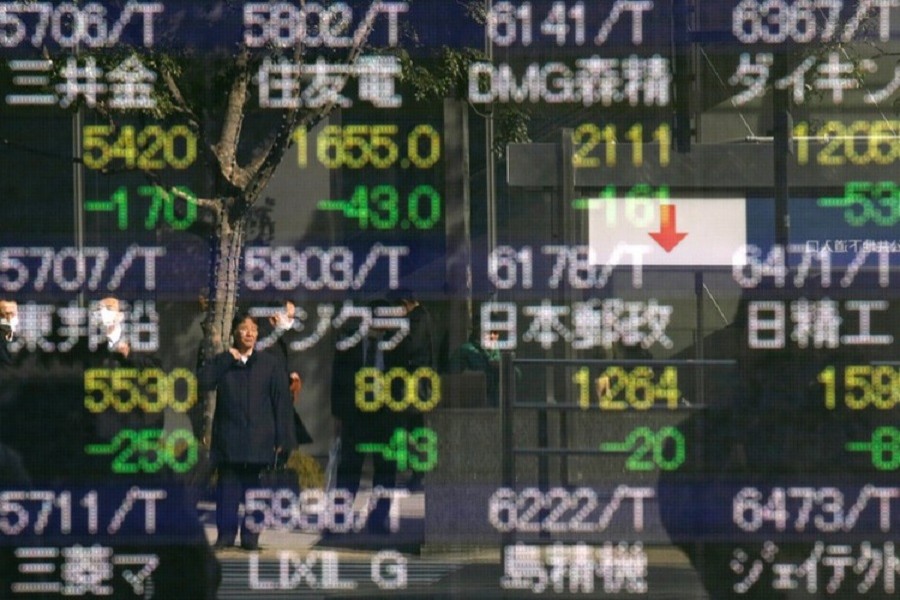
[649,204,687,252]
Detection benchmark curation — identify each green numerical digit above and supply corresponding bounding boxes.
[869,426,900,470]
[111,430,141,474]
[623,427,656,471]
[601,426,686,472]
[408,427,438,472]
[654,426,686,471]
[85,187,128,230]
[139,185,165,229]
[165,186,197,230]
[347,185,369,227]
[383,428,409,471]
[89,428,199,474]
[165,429,199,473]
[407,185,441,229]
[870,182,900,227]
[110,187,129,230]
[137,429,166,473]
[369,185,399,229]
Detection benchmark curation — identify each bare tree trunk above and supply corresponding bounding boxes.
[197,199,246,445]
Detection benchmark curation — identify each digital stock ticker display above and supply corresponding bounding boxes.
[2,1,900,598]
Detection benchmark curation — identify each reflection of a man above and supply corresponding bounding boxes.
[0,298,30,597]
[0,297,77,483]
[0,299,19,365]
[255,299,313,445]
[448,327,501,405]
[657,295,900,599]
[0,297,218,596]
[89,296,158,366]
[200,314,297,550]
[330,302,405,535]
[0,298,31,484]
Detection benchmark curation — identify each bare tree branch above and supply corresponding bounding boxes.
[242,13,379,202]
[214,45,252,188]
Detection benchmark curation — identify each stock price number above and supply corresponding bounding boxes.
[572,366,680,410]
[85,428,199,474]
[317,184,441,230]
[85,185,197,230]
[572,123,671,168]
[0,488,166,536]
[488,485,654,534]
[293,124,440,169]
[84,368,197,413]
[794,120,900,166]
[599,426,686,472]
[355,367,440,412]
[356,427,437,472]
[846,427,900,470]
[818,182,900,227]
[83,125,197,170]
[818,365,900,410]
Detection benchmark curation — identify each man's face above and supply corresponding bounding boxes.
[233,318,258,353]
[94,297,122,329]
[0,301,18,336]
[480,330,501,350]
[0,301,18,322]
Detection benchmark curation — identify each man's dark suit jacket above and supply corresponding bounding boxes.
[199,350,297,464]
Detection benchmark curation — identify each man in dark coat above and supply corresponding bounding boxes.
[330,300,407,535]
[255,299,312,445]
[84,297,164,447]
[199,313,297,550]
[448,327,502,405]
[0,297,220,597]
[0,299,18,367]
[388,290,435,491]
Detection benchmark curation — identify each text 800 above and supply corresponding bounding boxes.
[355,367,440,412]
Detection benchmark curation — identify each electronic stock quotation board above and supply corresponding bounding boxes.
[3,1,900,598]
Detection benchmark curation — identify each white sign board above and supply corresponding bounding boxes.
[588,196,747,266]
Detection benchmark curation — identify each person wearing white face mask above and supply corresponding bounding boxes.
[86,295,161,368]
[80,297,162,452]
[94,296,131,359]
